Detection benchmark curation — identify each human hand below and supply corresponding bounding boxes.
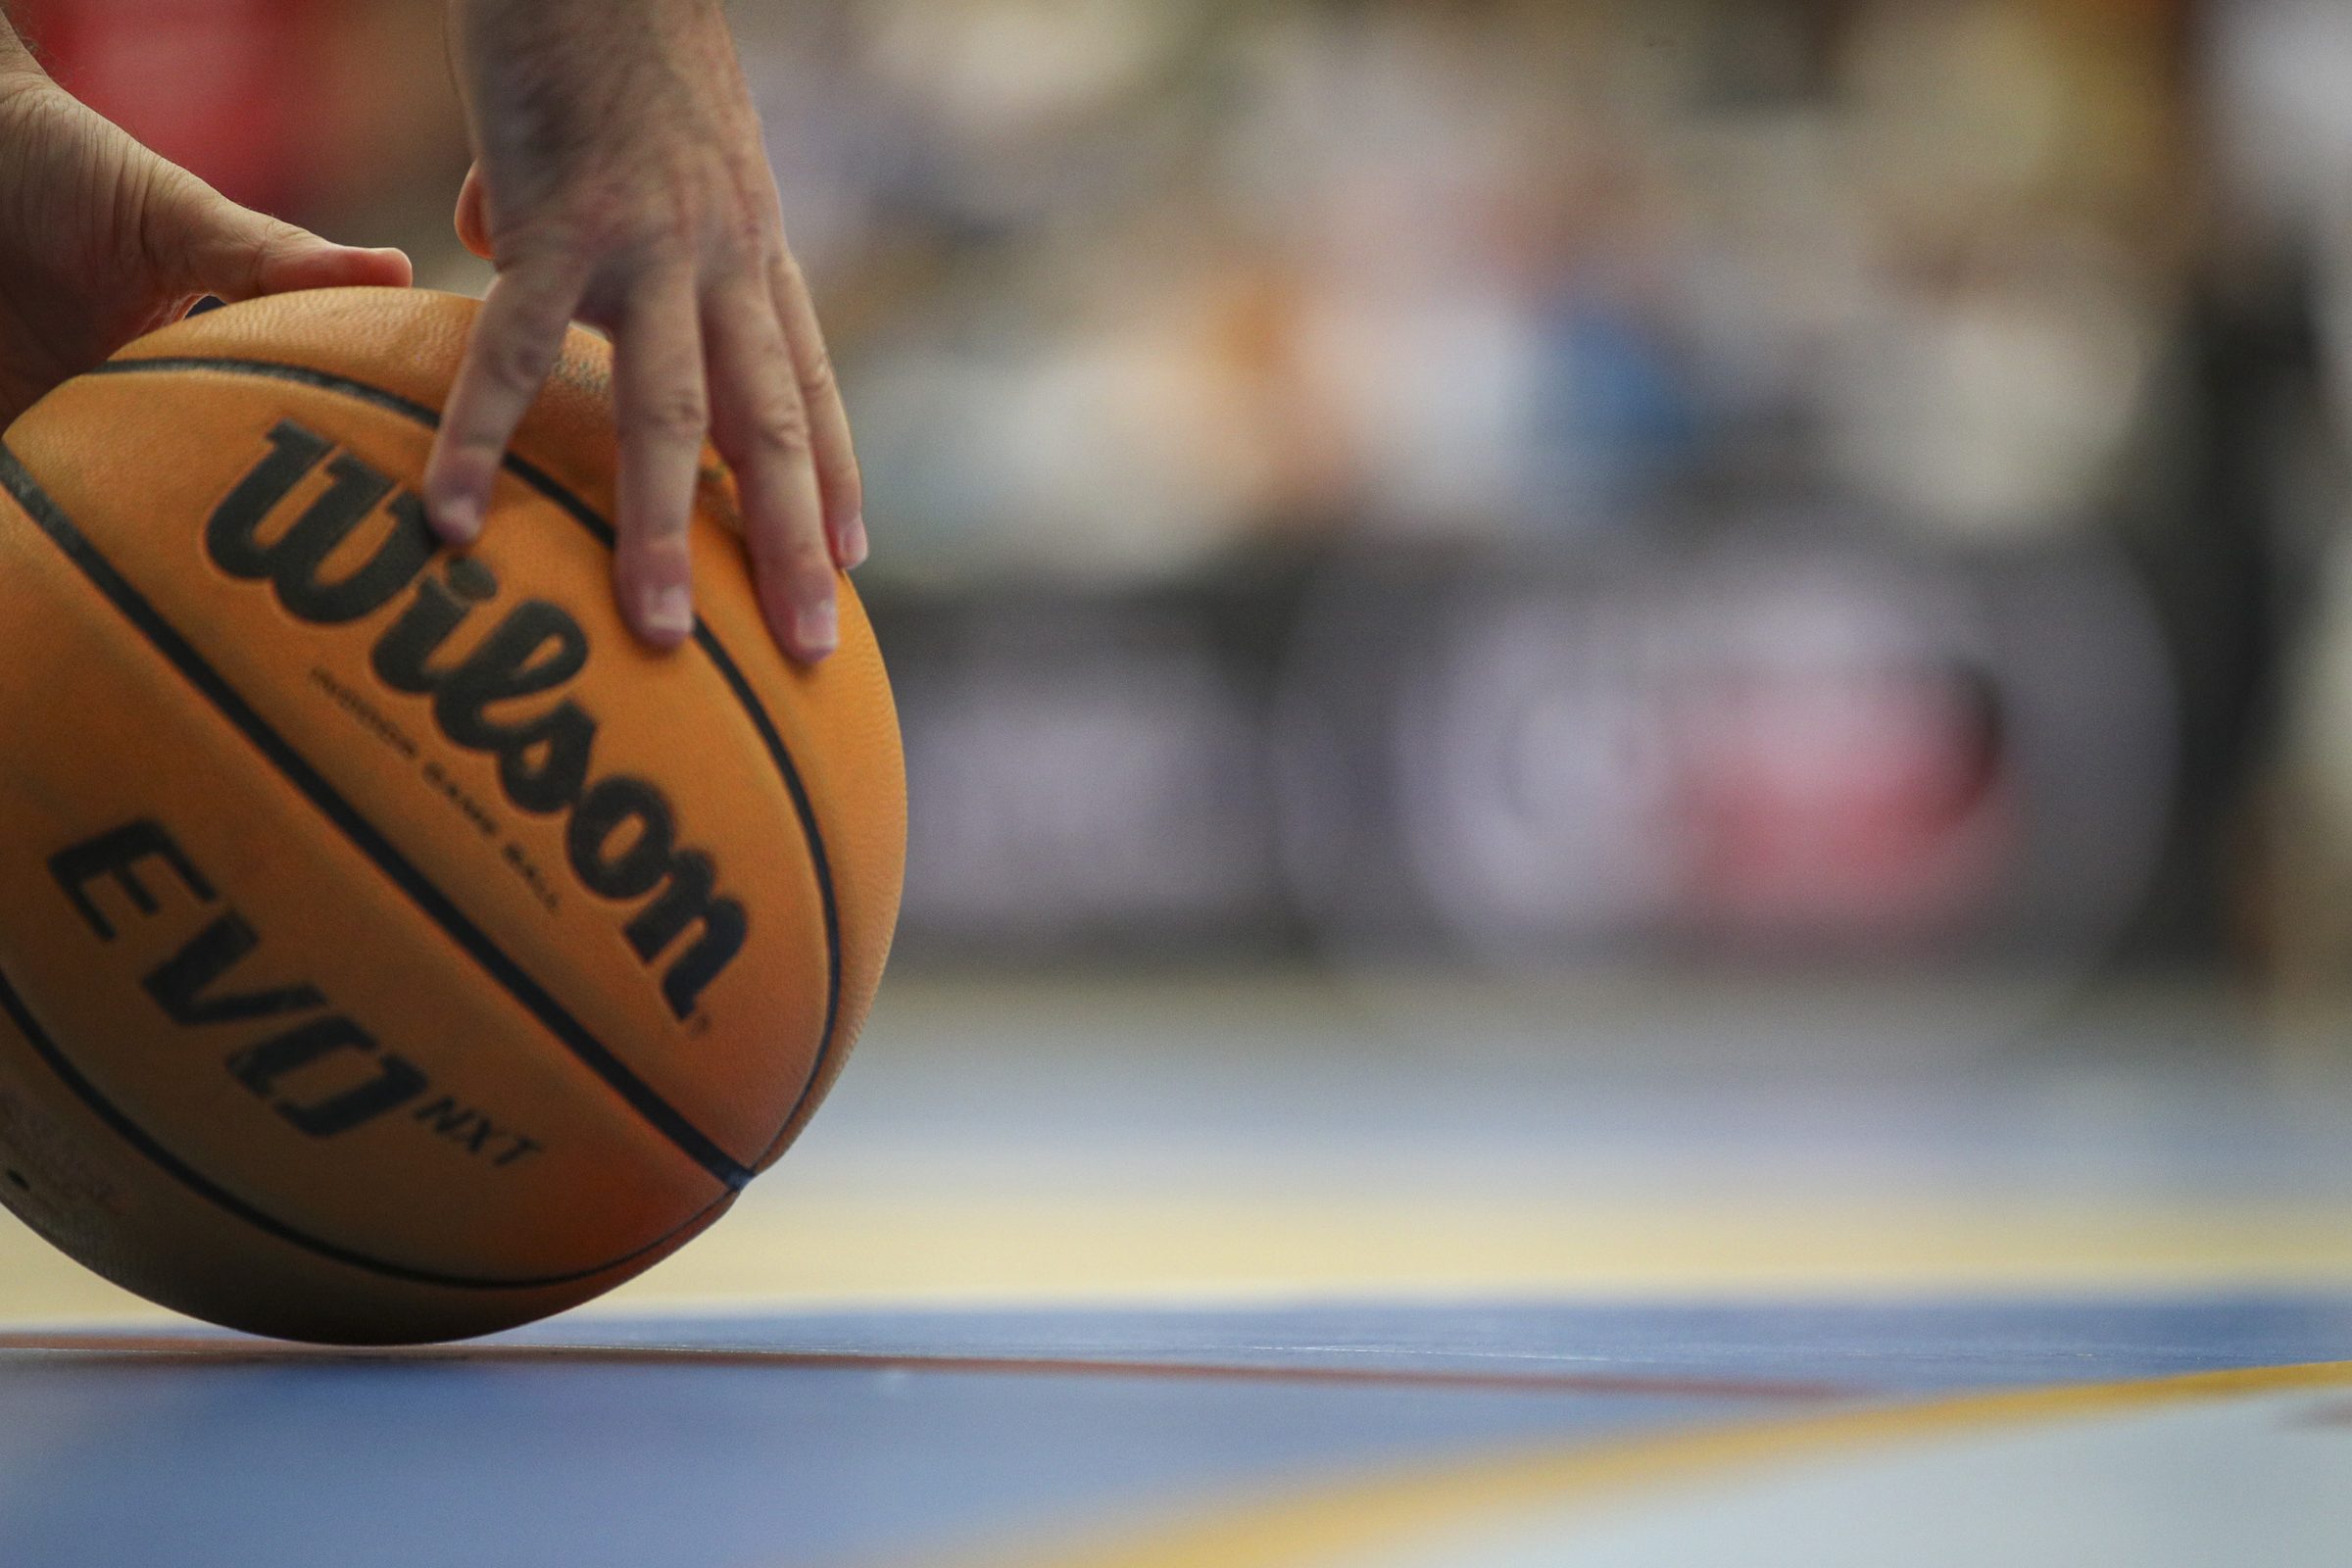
[424,0,864,662]
[0,64,413,428]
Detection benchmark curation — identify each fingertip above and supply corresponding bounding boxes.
[420,464,486,545]
[259,241,416,297]
[791,583,840,663]
[754,564,839,664]
[429,493,483,547]
[366,247,416,288]
[834,512,869,571]
[637,582,696,649]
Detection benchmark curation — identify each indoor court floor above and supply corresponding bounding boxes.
[4,972,2352,1566]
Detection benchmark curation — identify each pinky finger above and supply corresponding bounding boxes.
[768,249,865,569]
[707,279,835,662]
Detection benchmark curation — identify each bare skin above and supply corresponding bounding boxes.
[428,0,863,662]
[0,27,413,427]
[0,3,858,663]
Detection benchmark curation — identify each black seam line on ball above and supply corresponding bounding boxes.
[91,357,846,1164]
[0,958,719,1291]
[0,443,754,1193]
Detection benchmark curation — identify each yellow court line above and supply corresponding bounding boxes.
[981,1360,2352,1568]
[613,1193,2352,1302]
[12,1194,2352,1324]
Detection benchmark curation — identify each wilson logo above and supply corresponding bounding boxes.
[206,420,744,1020]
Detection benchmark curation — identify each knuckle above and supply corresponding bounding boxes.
[249,220,302,270]
[758,522,830,573]
[794,342,841,407]
[630,507,695,547]
[769,244,810,293]
[482,330,551,396]
[783,533,835,578]
[745,396,812,461]
[640,388,711,443]
[576,197,701,275]
[231,233,277,291]
[550,191,662,258]
[201,216,302,294]
[718,213,770,267]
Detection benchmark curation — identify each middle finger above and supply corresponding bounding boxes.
[612,265,710,649]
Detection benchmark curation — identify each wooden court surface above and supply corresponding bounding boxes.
[3,974,2350,1565]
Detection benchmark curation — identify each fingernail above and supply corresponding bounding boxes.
[435,495,481,544]
[794,593,838,660]
[643,584,695,643]
[839,514,869,570]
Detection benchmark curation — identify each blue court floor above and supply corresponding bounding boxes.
[3,975,2350,1565]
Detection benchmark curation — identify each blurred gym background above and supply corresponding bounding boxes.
[17,0,2352,1042]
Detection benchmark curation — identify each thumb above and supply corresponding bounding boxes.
[155,180,412,303]
[454,164,494,261]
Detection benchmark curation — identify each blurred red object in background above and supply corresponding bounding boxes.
[15,0,327,213]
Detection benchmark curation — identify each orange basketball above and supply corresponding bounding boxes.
[0,288,905,1345]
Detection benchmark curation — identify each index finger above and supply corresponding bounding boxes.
[424,262,584,545]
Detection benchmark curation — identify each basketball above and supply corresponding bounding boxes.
[0,288,905,1346]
